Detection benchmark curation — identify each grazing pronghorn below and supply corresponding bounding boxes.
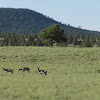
[3,68,14,74]
[37,67,47,75]
[19,67,30,72]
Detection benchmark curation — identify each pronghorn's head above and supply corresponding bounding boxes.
[19,68,23,71]
[3,68,6,70]
[37,67,40,70]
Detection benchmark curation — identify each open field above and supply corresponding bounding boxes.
[0,46,100,100]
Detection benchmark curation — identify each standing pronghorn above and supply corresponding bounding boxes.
[37,67,47,75]
[3,68,14,74]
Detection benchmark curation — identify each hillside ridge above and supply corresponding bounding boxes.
[0,8,100,35]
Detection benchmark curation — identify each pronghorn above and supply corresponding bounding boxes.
[19,67,30,72]
[3,68,14,74]
[37,67,47,75]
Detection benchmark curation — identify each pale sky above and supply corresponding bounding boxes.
[0,0,100,31]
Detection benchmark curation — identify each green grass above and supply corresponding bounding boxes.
[0,46,100,100]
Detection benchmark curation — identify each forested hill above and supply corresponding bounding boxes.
[0,8,100,35]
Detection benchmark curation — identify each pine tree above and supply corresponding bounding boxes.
[72,36,78,46]
[39,24,67,46]
[83,35,92,47]
[89,35,96,46]
[67,34,73,44]
[96,36,100,47]
[19,36,26,46]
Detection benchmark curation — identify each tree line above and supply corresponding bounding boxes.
[0,24,100,47]
[0,33,100,47]
[0,33,45,46]
[39,24,100,47]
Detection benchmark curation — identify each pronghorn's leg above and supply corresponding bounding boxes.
[28,70,31,72]
[11,71,13,74]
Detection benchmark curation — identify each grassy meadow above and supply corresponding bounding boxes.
[0,46,100,100]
